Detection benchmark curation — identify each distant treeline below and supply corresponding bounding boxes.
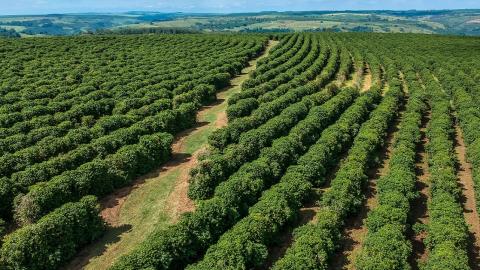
[94,27,200,35]
[0,28,20,38]
[239,28,293,33]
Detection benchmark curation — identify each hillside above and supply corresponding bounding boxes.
[0,32,479,270]
[0,9,479,36]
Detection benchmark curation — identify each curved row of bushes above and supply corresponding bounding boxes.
[226,35,319,120]
[240,34,310,91]
[0,70,229,176]
[356,71,427,269]
[255,44,332,104]
[229,43,337,109]
[228,36,326,106]
[255,42,343,106]
[188,87,354,200]
[13,130,174,224]
[275,80,401,269]
[334,44,354,84]
[0,37,260,131]
[0,102,195,220]
[243,34,300,82]
[422,73,470,270]
[211,39,340,151]
[252,34,298,75]
[210,78,334,151]
[0,37,262,152]
[0,36,230,110]
[187,89,383,269]
[0,42,261,166]
[0,52,252,169]
[0,38,266,221]
[110,88,360,270]
[188,41,356,199]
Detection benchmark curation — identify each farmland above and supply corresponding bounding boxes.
[0,31,479,270]
[0,9,480,37]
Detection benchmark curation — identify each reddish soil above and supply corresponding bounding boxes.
[164,150,204,222]
[215,111,228,128]
[65,111,207,270]
[455,122,480,270]
[99,124,201,226]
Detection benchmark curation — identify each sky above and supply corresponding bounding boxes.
[0,0,479,16]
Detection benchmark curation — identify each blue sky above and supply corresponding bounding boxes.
[1,0,479,15]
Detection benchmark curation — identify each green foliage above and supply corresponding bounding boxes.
[423,74,470,269]
[0,34,266,220]
[0,219,5,240]
[425,242,469,270]
[188,88,383,270]
[209,37,332,149]
[0,34,267,269]
[0,32,478,270]
[273,210,341,270]
[356,71,427,269]
[274,78,401,269]
[356,224,412,270]
[188,84,356,200]
[14,132,174,224]
[0,196,104,270]
[112,86,362,270]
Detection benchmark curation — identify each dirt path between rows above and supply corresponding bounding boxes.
[263,189,322,268]
[263,63,365,269]
[330,97,404,270]
[361,63,372,93]
[455,121,480,270]
[409,110,431,270]
[265,98,362,267]
[64,40,278,270]
[339,57,364,91]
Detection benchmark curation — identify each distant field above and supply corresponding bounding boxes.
[0,9,479,36]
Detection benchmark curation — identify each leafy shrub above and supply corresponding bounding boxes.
[0,196,104,270]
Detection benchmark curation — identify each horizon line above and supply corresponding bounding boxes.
[0,8,478,17]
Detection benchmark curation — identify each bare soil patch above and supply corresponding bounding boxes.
[455,122,480,270]
[100,126,201,226]
[361,63,373,93]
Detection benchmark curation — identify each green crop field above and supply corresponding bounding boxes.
[0,29,479,270]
